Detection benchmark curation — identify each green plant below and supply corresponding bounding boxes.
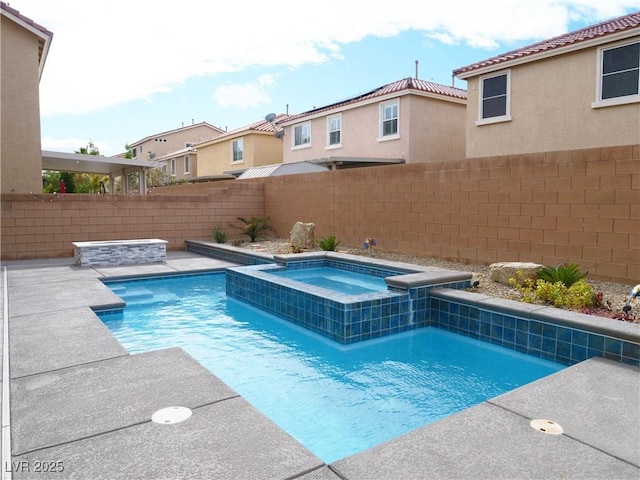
[317,235,340,251]
[509,277,596,310]
[236,216,273,242]
[538,263,587,288]
[210,223,229,243]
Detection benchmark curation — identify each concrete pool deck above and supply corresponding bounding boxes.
[1,252,638,479]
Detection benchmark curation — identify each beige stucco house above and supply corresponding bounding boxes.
[453,11,640,158]
[154,146,197,182]
[126,122,224,162]
[278,78,467,167]
[1,2,53,193]
[194,115,289,177]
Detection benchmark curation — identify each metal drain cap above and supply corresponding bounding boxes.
[530,419,563,435]
[152,406,192,424]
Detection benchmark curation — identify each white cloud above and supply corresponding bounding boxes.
[214,75,277,108]
[16,0,638,117]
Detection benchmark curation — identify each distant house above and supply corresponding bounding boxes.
[194,114,289,178]
[125,122,224,162]
[278,77,467,167]
[453,11,640,158]
[155,146,197,182]
[1,2,53,193]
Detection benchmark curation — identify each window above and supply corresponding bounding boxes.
[480,72,509,120]
[380,101,398,138]
[132,147,137,158]
[184,155,190,174]
[185,142,193,148]
[170,158,176,176]
[599,42,639,101]
[293,123,311,147]
[327,115,341,147]
[232,138,244,162]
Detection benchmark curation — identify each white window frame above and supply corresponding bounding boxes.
[476,70,512,125]
[592,40,640,109]
[292,122,311,149]
[232,138,244,163]
[170,158,176,176]
[326,114,342,149]
[378,100,399,141]
[183,155,190,174]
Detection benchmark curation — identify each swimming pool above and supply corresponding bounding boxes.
[99,272,564,463]
[269,266,388,294]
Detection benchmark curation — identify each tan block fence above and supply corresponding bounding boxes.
[1,145,638,283]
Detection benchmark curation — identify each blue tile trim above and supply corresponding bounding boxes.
[430,295,640,366]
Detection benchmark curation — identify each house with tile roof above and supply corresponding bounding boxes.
[124,121,225,162]
[193,114,290,178]
[453,11,640,158]
[1,2,53,193]
[278,78,467,168]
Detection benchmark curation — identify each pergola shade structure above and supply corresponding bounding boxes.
[41,150,158,194]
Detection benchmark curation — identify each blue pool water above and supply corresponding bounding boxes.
[269,266,388,294]
[99,273,564,463]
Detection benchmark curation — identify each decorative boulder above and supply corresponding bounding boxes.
[290,222,315,250]
[489,262,545,286]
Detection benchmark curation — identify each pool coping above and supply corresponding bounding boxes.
[2,251,638,479]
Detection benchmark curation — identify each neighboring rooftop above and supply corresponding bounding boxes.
[196,114,290,147]
[280,77,467,124]
[454,11,640,78]
[127,121,226,148]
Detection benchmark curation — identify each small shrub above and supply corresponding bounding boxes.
[317,235,340,251]
[538,263,587,288]
[210,223,229,243]
[232,239,243,247]
[510,277,596,310]
[236,216,273,242]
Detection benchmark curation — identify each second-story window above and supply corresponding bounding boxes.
[293,123,311,147]
[600,41,639,101]
[327,115,341,146]
[381,101,398,137]
[480,72,510,120]
[232,138,244,162]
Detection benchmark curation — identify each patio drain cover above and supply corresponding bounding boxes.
[152,406,192,425]
[530,419,563,435]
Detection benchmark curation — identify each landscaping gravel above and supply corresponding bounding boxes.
[240,239,639,322]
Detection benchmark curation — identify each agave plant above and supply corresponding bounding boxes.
[210,223,229,243]
[236,216,273,242]
[317,235,340,251]
[538,263,587,288]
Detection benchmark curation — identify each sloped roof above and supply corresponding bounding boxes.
[235,161,328,179]
[1,1,53,80]
[280,77,467,124]
[453,11,640,78]
[196,114,289,147]
[129,121,225,147]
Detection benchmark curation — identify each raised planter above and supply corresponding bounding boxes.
[73,239,168,266]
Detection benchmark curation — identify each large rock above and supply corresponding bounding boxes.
[290,222,315,249]
[489,262,544,286]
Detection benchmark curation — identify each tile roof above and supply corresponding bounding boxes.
[1,1,53,37]
[195,114,290,145]
[130,122,225,147]
[453,11,640,77]
[280,77,467,124]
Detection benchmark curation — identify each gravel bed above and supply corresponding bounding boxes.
[239,239,639,322]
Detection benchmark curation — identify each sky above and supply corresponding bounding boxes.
[10,0,640,157]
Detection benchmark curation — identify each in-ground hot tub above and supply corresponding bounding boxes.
[73,239,168,266]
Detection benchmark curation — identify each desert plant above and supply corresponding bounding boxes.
[317,235,340,251]
[538,263,587,288]
[210,223,229,243]
[236,216,272,242]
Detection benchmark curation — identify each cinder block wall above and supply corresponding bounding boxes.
[0,182,263,259]
[258,145,639,284]
[1,145,637,283]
